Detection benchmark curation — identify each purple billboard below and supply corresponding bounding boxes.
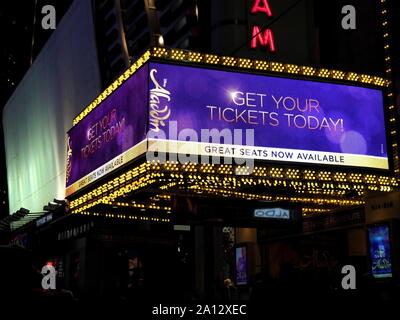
[66,60,389,196]
[147,62,388,170]
[66,65,148,196]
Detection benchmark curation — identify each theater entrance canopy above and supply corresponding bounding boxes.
[65,47,399,222]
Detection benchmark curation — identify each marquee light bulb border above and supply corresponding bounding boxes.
[67,161,399,218]
[72,47,389,127]
[69,13,398,217]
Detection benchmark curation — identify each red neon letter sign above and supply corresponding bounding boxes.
[250,26,276,52]
[251,0,272,16]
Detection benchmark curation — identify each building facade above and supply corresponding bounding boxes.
[5,0,400,303]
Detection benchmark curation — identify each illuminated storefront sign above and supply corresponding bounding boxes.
[66,60,388,196]
[254,208,290,219]
[148,62,388,170]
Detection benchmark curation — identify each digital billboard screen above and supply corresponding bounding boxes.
[148,62,388,171]
[67,60,389,196]
[66,65,149,196]
[235,246,248,285]
[368,224,393,279]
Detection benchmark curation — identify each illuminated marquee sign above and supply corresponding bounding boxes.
[148,62,388,171]
[250,0,276,52]
[66,60,388,196]
[66,65,149,196]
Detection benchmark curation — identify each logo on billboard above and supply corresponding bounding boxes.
[66,136,72,184]
[254,208,290,219]
[149,69,171,132]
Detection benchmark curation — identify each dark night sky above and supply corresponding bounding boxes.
[0,1,73,106]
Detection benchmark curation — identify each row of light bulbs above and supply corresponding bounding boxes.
[73,211,170,223]
[72,47,389,128]
[70,160,398,213]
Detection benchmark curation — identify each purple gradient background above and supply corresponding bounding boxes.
[66,65,148,187]
[67,62,389,189]
[150,62,388,159]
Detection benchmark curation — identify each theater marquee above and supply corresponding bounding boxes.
[147,63,388,171]
[66,55,389,196]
